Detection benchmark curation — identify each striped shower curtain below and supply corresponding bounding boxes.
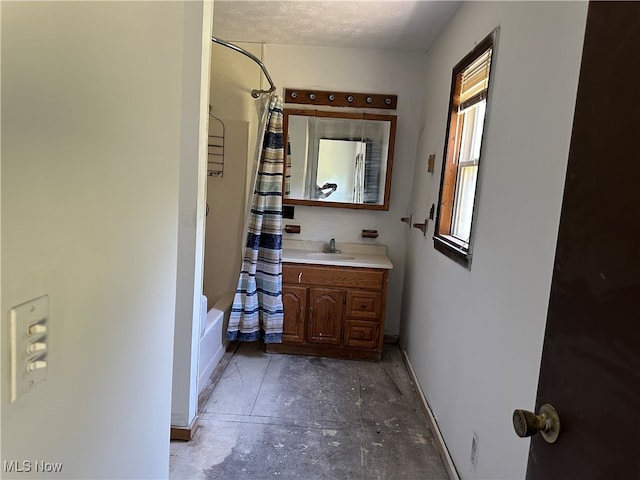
[226,96,284,343]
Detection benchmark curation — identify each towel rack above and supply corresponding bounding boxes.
[211,36,276,98]
[208,107,225,177]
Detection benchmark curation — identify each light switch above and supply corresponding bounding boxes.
[27,342,47,354]
[27,360,48,373]
[10,295,49,403]
[28,323,47,335]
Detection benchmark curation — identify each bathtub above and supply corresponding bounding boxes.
[198,293,233,394]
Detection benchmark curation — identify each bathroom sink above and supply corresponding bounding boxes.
[306,252,356,260]
[282,241,393,269]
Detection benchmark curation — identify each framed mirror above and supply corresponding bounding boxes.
[283,109,397,210]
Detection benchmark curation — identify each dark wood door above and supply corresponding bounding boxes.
[526,2,640,478]
[282,285,307,344]
[307,287,343,345]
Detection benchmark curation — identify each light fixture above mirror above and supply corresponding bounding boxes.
[285,88,397,110]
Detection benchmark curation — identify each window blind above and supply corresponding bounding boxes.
[458,48,492,111]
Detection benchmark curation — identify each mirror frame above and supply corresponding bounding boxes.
[282,109,397,210]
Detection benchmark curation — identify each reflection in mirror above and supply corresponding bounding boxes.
[283,109,396,210]
[317,139,364,203]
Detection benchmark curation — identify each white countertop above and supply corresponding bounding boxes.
[282,239,393,270]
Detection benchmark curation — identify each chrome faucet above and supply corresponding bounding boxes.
[324,238,341,254]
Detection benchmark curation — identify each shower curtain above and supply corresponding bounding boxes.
[226,96,284,343]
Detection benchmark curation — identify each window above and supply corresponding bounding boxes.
[434,30,497,268]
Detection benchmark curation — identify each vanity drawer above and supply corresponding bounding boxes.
[346,291,382,320]
[283,264,385,290]
[344,321,379,349]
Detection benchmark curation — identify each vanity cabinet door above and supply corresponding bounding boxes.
[307,287,343,345]
[282,286,307,344]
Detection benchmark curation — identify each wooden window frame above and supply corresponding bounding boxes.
[434,29,498,269]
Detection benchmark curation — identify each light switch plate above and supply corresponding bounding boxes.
[10,295,49,403]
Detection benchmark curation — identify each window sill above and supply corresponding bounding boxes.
[433,235,471,269]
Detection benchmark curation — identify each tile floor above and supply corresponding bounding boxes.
[170,342,449,480]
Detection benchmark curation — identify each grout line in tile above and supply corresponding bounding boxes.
[249,352,272,416]
[202,409,370,426]
[357,372,366,480]
[197,412,436,443]
[197,412,364,432]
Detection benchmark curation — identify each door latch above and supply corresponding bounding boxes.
[512,403,560,444]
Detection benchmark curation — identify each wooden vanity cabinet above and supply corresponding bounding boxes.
[268,263,388,361]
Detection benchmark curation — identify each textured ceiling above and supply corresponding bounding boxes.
[212,1,462,51]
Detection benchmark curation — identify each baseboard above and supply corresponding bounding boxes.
[170,416,199,441]
[402,350,460,480]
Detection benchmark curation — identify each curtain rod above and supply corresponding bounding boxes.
[211,36,276,98]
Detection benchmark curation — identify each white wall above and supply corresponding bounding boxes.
[1,2,208,478]
[265,44,429,336]
[400,2,588,479]
[170,0,213,429]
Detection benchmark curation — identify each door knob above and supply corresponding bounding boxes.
[512,403,560,444]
